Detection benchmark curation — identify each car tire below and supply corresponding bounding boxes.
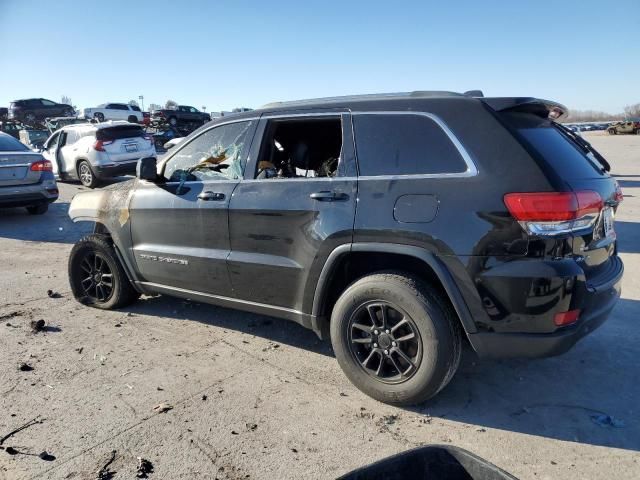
[608,129,616,135]
[94,113,105,122]
[25,112,36,124]
[330,271,462,406]
[168,116,178,126]
[26,204,48,215]
[127,115,138,123]
[64,109,74,117]
[77,160,99,188]
[69,234,140,309]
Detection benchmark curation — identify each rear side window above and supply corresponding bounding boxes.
[0,134,29,151]
[353,114,468,176]
[96,125,144,141]
[130,105,141,112]
[500,112,606,179]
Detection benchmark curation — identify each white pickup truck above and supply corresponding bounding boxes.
[83,103,143,123]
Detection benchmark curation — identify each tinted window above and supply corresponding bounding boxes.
[41,99,56,106]
[130,105,141,112]
[353,114,468,176]
[189,107,198,113]
[0,134,29,151]
[501,112,606,179]
[96,125,144,141]
[163,121,254,182]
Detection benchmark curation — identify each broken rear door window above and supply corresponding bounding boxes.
[163,121,255,182]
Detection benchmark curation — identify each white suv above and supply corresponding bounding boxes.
[83,103,143,123]
[42,121,156,188]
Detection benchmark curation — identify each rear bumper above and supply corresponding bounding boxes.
[468,255,623,358]
[94,160,138,178]
[0,182,58,208]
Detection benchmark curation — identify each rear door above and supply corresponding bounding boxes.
[42,131,62,175]
[0,134,43,186]
[129,119,257,297]
[227,111,357,312]
[97,125,149,163]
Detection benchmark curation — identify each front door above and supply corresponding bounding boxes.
[129,119,257,297]
[227,112,357,313]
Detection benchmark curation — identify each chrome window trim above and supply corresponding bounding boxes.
[352,111,479,179]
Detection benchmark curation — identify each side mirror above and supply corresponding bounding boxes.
[137,157,158,181]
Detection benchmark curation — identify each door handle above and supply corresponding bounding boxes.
[197,191,225,201]
[309,191,349,202]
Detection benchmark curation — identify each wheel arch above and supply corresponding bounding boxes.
[311,243,478,339]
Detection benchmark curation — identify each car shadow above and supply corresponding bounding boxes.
[0,201,92,244]
[615,220,640,253]
[123,293,640,452]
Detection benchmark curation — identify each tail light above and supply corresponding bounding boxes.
[30,160,53,171]
[554,309,581,327]
[93,139,113,151]
[614,181,624,204]
[504,190,603,236]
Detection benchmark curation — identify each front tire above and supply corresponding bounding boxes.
[26,204,48,215]
[25,112,36,124]
[94,113,105,122]
[330,272,462,406]
[168,116,178,126]
[69,234,140,309]
[77,160,99,188]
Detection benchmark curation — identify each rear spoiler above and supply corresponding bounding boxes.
[481,97,568,121]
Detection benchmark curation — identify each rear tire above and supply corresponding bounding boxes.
[127,115,138,123]
[95,113,105,122]
[63,108,74,117]
[330,271,462,406]
[69,234,140,309]
[77,160,99,188]
[168,116,178,126]
[25,112,36,124]
[26,204,48,215]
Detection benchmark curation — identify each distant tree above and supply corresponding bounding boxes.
[61,95,72,105]
[148,103,162,112]
[623,103,640,120]
[128,100,139,107]
[165,100,178,110]
[563,109,623,123]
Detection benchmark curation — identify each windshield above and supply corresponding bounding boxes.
[0,134,29,151]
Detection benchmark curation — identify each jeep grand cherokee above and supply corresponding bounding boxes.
[67,91,623,405]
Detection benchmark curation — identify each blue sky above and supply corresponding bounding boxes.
[1,0,638,113]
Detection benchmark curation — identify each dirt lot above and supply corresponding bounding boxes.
[1,133,639,480]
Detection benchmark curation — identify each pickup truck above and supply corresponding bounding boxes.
[150,105,211,127]
[83,103,143,123]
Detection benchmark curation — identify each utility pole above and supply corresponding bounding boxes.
[139,95,145,112]
[202,106,206,112]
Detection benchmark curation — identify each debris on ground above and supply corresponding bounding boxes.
[76,347,84,354]
[0,417,43,446]
[339,392,348,397]
[46,290,62,299]
[18,363,34,372]
[30,319,46,333]
[97,450,116,480]
[261,342,280,352]
[231,430,239,435]
[377,414,399,426]
[245,423,258,431]
[202,394,207,401]
[136,457,154,478]
[591,414,625,428]
[152,403,173,414]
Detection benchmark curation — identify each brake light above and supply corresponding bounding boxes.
[93,139,113,151]
[614,181,624,203]
[504,191,603,235]
[30,160,53,171]
[554,309,581,327]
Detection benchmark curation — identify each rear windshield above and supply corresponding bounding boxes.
[0,134,29,151]
[500,112,606,179]
[96,125,145,141]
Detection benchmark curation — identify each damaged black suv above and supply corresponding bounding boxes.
[68,91,623,405]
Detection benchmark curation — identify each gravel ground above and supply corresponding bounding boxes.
[1,133,639,479]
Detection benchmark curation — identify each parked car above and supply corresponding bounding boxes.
[0,107,8,120]
[0,121,22,140]
[83,103,143,123]
[19,129,50,151]
[151,127,183,152]
[8,98,75,124]
[607,121,640,135]
[151,105,211,127]
[0,132,58,214]
[42,121,156,188]
[67,91,623,405]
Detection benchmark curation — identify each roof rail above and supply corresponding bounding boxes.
[261,91,465,109]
